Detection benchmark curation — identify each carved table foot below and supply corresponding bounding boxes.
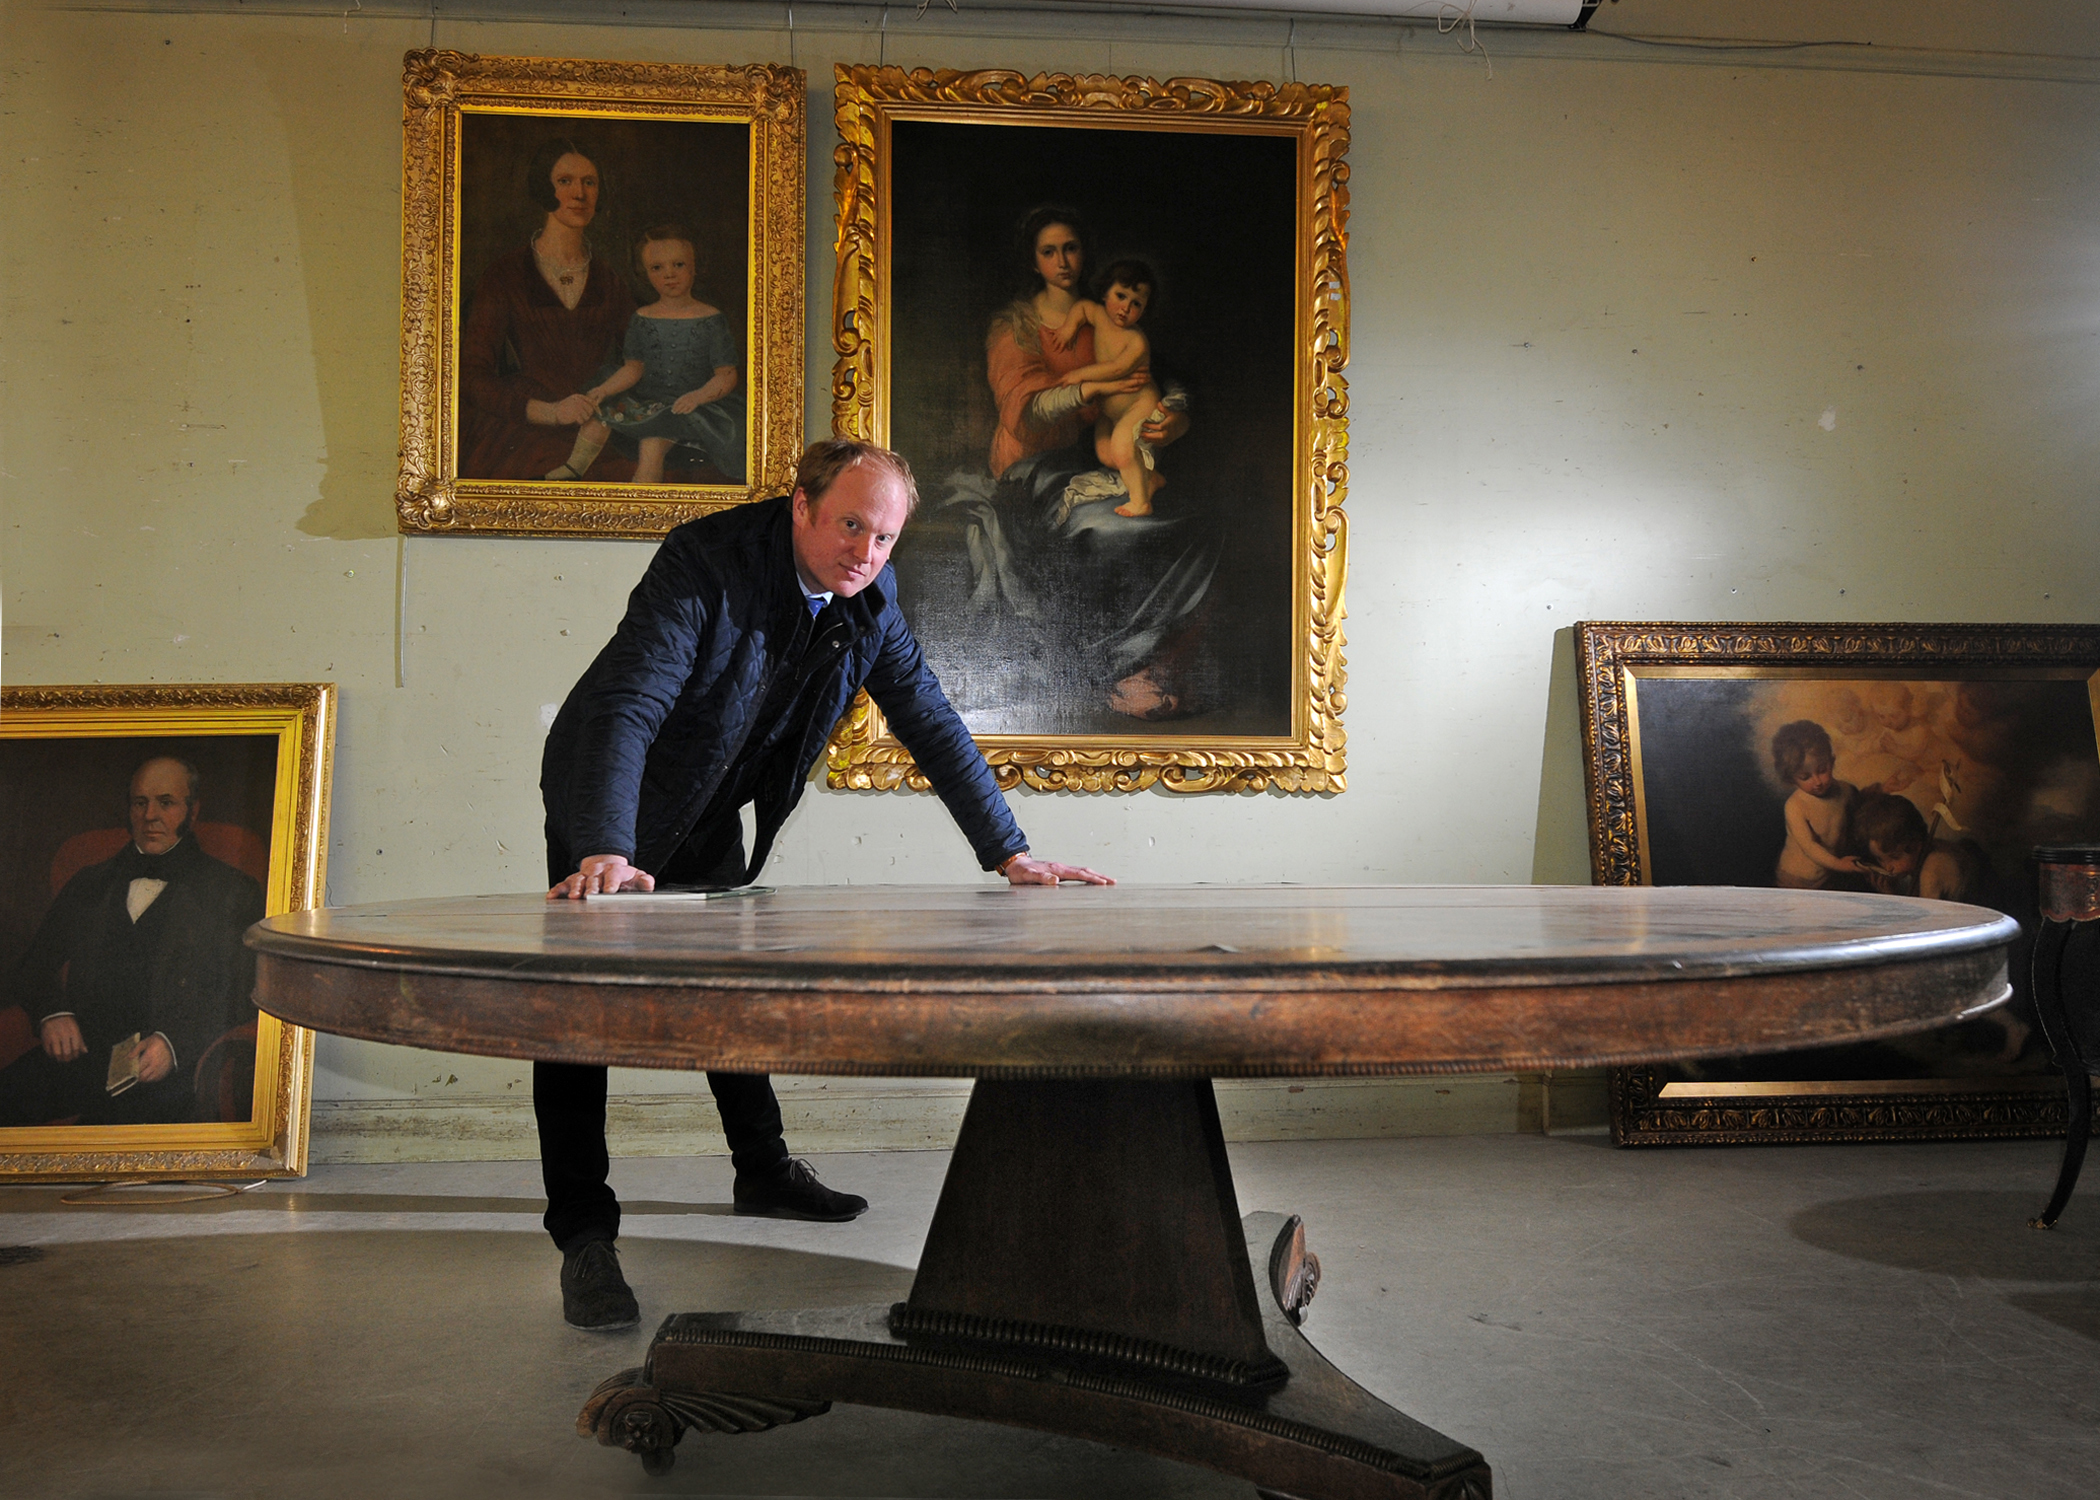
[577,1365,829,1475]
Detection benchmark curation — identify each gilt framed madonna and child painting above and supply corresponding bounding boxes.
[396,52,805,538]
[0,685,335,1182]
[1579,623,2100,1145]
[827,68,1350,793]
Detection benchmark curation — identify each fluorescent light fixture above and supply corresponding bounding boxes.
[1044,0,1597,24]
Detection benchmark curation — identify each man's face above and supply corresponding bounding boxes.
[129,758,196,856]
[790,465,911,598]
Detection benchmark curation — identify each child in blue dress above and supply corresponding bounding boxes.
[594,224,747,484]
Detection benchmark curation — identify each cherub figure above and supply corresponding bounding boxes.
[1771,719,1869,889]
[1045,258,1167,518]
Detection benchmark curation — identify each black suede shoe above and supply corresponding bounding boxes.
[560,1236,640,1331]
[733,1158,869,1222]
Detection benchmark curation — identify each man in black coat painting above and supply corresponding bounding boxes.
[539,437,1111,1330]
[2,756,265,1127]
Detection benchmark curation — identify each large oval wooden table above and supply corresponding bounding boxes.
[249,884,2017,1500]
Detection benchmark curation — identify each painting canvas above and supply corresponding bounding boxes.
[828,68,1349,794]
[455,112,752,486]
[398,52,804,538]
[0,685,334,1181]
[1578,623,2100,1144]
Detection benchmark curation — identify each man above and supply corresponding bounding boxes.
[540,438,1111,1330]
[2,756,265,1127]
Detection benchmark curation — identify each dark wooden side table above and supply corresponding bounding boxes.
[2031,846,2100,1229]
[248,885,2016,1500]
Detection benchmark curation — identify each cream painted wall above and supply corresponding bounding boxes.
[5,2,2097,1127]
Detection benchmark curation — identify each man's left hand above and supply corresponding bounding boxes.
[1004,855,1114,886]
[135,1034,174,1084]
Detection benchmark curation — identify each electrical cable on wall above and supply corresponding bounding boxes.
[1439,2,1493,79]
[397,536,409,689]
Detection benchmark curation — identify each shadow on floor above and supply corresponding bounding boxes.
[0,1230,1237,1500]
[0,1190,737,1217]
[1789,1189,2100,1279]
[2007,1288,2100,1342]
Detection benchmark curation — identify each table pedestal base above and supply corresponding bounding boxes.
[580,1079,1490,1498]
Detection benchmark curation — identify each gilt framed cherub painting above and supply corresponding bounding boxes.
[1578,622,2100,1145]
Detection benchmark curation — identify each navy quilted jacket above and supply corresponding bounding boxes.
[541,494,1027,878]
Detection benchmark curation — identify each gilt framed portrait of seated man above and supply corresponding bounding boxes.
[0,684,334,1182]
[1578,622,2100,1145]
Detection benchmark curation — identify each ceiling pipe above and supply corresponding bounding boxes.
[1038,0,1603,28]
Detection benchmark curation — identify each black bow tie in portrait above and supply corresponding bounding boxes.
[112,840,185,882]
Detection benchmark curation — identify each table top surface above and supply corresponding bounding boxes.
[248,885,2019,1078]
[252,883,2013,981]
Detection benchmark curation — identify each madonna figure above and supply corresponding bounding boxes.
[934,207,1217,723]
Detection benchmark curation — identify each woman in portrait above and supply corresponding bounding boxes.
[960,207,1216,721]
[459,138,637,482]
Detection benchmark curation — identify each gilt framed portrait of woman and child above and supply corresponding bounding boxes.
[0,684,334,1182]
[1578,622,2100,1145]
[396,52,804,539]
[827,67,1351,794]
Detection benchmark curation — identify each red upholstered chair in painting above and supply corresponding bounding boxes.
[46,822,271,896]
[0,823,271,1118]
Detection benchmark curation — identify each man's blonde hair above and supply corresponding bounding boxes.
[792,439,919,516]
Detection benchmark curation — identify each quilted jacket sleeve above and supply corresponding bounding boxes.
[862,591,1028,872]
[560,541,714,860]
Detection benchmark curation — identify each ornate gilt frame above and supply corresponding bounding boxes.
[0,684,335,1182]
[1577,620,2100,1146]
[827,66,1349,794]
[398,51,804,539]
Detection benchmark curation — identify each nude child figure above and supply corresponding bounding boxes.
[1771,719,1869,889]
[1045,258,1166,518]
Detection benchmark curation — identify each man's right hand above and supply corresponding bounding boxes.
[548,855,656,900]
[39,1015,86,1063]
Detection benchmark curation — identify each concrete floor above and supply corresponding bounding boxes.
[2,1133,2096,1500]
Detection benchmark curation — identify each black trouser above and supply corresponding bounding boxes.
[535,822,789,1250]
[0,1044,195,1127]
